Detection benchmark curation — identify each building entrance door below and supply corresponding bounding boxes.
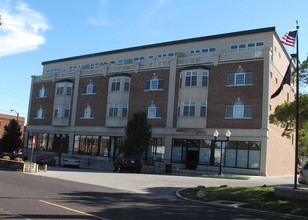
[186,147,199,170]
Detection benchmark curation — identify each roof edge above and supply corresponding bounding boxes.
[42,27,276,65]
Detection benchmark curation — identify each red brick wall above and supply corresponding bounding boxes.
[206,60,264,129]
[0,113,25,139]
[75,76,108,126]
[129,69,169,127]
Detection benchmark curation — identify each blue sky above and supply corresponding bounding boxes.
[0,0,307,123]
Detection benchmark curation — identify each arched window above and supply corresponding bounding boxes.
[146,101,161,119]
[235,66,245,85]
[83,80,96,94]
[233,99,244,118]
[36,106,45,119]
[144,73,163,91]
[148,101,157,118]
[83,104,92,118]
[225,98,252,119]
[150,74,158,90]
[38,85,47,97]
[227,66,253,86]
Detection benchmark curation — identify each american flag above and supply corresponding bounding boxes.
[280,30,297,47]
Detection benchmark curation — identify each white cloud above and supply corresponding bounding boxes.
[0,0,50,57]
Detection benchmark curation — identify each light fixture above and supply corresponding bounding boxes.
[213,129,219,140]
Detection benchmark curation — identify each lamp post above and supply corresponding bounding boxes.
[213,129,231,175]
[10,109,19,123]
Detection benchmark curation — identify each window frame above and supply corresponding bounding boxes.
[183,100,195,117]
[184,72,197,87]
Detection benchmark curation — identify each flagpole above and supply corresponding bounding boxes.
[294,21,299,189]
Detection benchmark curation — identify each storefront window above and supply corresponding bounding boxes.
[225,141,236,167]
[199,140,211,164]
[171,138,261,170]
[248,142,261,169]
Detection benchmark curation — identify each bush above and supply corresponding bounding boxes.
[2,156,10,160]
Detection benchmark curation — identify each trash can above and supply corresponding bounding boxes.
[165,164,172,173]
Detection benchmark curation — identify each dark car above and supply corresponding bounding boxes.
[36,155,56,166]
[113,153,143,173]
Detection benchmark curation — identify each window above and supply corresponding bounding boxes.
[202,72,208,87]
[67,84,73,95]
[38,86,47,97]
[150,75,158,90]
[54,106,62,118]
[56,83,64,95]
[231,45,238,51]
[185,72,197,87]
[35,106,45,119]
[122,104,128,117]
[74,135,102,156]
[124,78,130,91]
[83,80,96,94]
[200,101,207,117]
[183,101,195,116]
[64,107,70,118]
[146,101,161,119]
[81,105,93,119]
[145,74,163,90]
[256,42,264,47]
[239,44,246,50]
[111,78,121,91]
[109,104,119,117]
[227,66,253,86]
[148,138,165,162]
[248,43,255,48]
[225,99,252,119]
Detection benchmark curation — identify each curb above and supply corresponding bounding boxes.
[175,188,308,220]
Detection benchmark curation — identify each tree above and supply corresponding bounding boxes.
[269,54,308,157]
[269,94,308,156]
[299,55,308,90]
[123,111,152,154]
[0,119,23,153]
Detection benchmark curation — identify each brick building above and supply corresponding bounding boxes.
[25,27,295,176]
[0,113,25,139]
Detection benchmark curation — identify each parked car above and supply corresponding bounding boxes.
[298,162,308,185]
[36,155,56,166]
[113,152,143,173]
[62,155,80,168]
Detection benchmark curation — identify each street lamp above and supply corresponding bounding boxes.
[213,129,231,175]
[10,109,19,123]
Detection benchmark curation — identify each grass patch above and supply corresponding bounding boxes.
[180,186,308,217]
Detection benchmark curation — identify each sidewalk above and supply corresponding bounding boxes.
[28,166,299,197]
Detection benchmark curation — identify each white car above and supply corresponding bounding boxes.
[298,162,308,185]
[62,156,80,168]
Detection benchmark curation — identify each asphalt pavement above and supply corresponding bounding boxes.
[27,166,299,197]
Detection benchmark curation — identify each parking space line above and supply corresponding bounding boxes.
[39,200,109,220]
